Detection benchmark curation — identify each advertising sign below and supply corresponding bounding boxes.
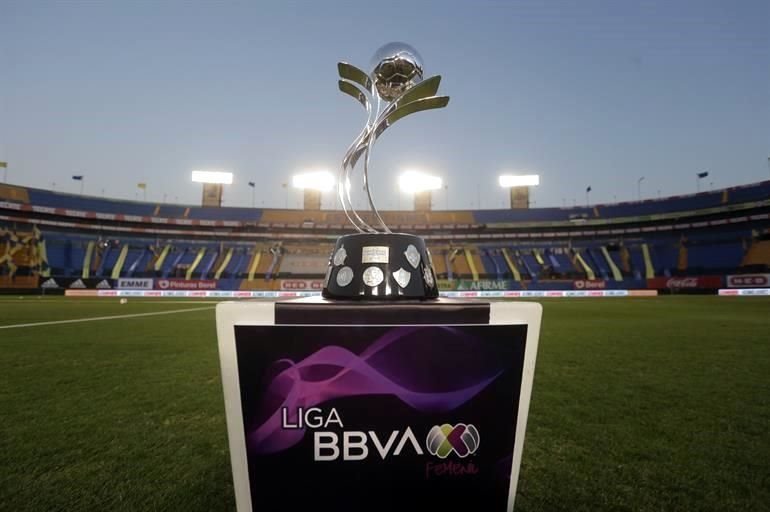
[216,301,542,512]
[117,278,154,290]
[726,274,770,288]
[442,279,515,291]
[0,276,39,289]
[646,276,723,290]
[39,277,113,290]
[155,278,217,290]
[573,279,606,290]
[279,279,324,291]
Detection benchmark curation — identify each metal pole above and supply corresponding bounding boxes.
[2,168,6,183]
[444,185,448,210]
[637,176,645,201]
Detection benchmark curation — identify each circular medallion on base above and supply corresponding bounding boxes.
[322,233,439,300]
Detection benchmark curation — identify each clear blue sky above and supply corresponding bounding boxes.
[1,0,768,210]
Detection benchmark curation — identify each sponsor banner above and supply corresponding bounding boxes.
[117,278,154,290]
[64,289,641,299]
[40,277,114,290]
[448,279,515,291]
[719,288,770,296]
[155,278,217,290]
[629,290,659,297]
[64,289,101,297]
[279,279,324,291]
[0,275,39,289]
[726,274,770,288]
[646,276,723,290]
[442,290,631,298]
[573,279,606,290]
[229,321,530,510]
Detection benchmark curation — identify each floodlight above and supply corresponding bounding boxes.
[292,170,335,192]
[191,170,233,184]
[499,174,540,187]
[398,170,442,194]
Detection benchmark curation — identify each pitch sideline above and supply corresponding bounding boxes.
[0,306,214,330]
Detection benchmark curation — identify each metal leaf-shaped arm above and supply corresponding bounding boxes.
[337,62,449,234]
[337,63,379,233]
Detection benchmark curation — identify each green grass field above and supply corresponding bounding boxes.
[1,296,768,511]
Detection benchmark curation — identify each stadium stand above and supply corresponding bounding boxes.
[1,179,768,292]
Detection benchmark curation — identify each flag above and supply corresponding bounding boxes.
[0,162,7,168]
[72,175,83,181]
[697,171,709,178]
[248,181,256,187]
[586,186,592,193]
[137,183,146,189]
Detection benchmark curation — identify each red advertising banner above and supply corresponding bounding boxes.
[573,279,606,290]
[279,279,324,291]
[646,276,723,289]
[726,274,770,288]
[155,278,218,290]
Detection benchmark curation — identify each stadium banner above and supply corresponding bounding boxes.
[117,277,154,290]
[442,279,516,291]
[214,299,542,511]
[718,288,770,296]
[64,289,643,299]
[39,277,114,290]
[279,279,324,291]
[573,279,606,290]
[628,290,659,297]
[0,275,39,289]
[646,276,723,290]
[443,289,631,298]
[155,278,218,291]
[726,274,770,288]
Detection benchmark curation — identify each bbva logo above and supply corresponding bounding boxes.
[426,423,480,459]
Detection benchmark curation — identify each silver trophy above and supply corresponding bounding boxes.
[322,42,449,300]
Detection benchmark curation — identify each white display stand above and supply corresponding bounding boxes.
[215,298,542,511]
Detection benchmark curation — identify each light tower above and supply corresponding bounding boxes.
[498,174,540,209]
[191,170,233,207]
[398,170,442,211]
[292,170,334,210]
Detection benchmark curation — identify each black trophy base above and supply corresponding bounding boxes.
[322,233,439,300]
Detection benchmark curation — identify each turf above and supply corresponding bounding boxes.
[1,296,768,511]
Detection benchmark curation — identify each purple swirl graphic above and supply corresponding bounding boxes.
[247,326,506,454]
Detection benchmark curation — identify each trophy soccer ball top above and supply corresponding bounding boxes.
[322,42,449,300]
[370,42,424,101]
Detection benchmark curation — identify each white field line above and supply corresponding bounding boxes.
[0,306,214,330]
